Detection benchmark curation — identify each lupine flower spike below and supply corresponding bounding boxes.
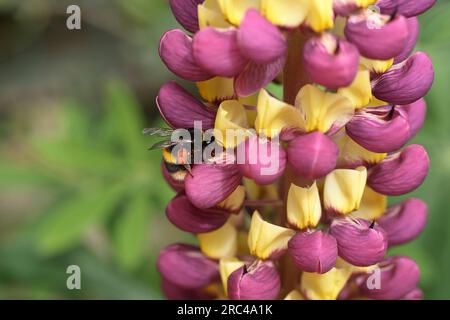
[152,0,435,300]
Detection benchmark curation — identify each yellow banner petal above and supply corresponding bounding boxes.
[197,77,235,104]
[305,0,334,32]
[284,290,305,300]
[337,134,387,167]
[198,0,232,29]
[323,167,368,215]
[218,0,261,25]
[287,182,322,230]
[261,0,310,28]
[338,69,372,109]
[219,257,245,296]
[198,219,238,259]
[217,185,246,213]
[295,84,354,133]
[351,186,387,220]
[248,211,295,260]
[215,100,251,149]
[360,57,394,74]
[301,268,352,300]
[255,89,305,138]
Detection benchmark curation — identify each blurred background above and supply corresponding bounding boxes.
[0,0,449,299]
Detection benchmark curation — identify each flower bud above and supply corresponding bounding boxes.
[330,218,388,266]
[303,34,359,89]
[169,0,204,33]
[227,260,281,300]
[237,9,287,65]
[237,135,287,185]
[287,183,322,230]
[185,163,243,209]
[157,81,217,130]
[248,211,295,260]
[358,256,420,299]
[372,52,434,105]
[367,144,430,196]
[377,198,428,246]
[346,105,410,153]
[287,132,339,180]
[394,17,419,64]
[166,193,230,233]
[323,167,368,215]
[288,231,338,274]
[157,244,219,289]
[399,98,427,139]
[345,14,409,60]
[377,0,437,18]
[159,29,212,81]
[219,258,245,297]
[193,28,248,78]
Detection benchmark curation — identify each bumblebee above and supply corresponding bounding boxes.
[144,127,217,182]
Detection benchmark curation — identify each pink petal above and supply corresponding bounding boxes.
[169,0,204,33]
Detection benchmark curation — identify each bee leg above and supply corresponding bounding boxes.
[184,164,193,177]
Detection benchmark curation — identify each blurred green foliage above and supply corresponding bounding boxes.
[0,0,450,300]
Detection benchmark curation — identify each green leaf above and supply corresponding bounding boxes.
[35,183,125,256]
[113,191,151,271]
[103,79,146,159]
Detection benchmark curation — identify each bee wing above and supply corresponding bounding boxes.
[143,128,174,137]
[148,140,177,150]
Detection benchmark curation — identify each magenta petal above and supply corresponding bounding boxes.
[169,0,204,33]
[330,218,388,267]
[166,193,230,233]
[377,0,437,18]
[185,163,242,209]
[237,9,287,64]
[402,288,424,300]
[287,132,339,180]
[394,17,419,64]
[157,81,217,130]
[235,56,285,97]
[227,260,281,300]
[345,15,409,60]
[288,231,338,274]
[162,277,216,300]
[372,52,434,105]
[346,105,411,153]
[237,135,287,185]
[157,244,219,289]
[368,144,430,196]
[303,35,359,89]
[358,256,420,300]
[398,98,427,139]
[159,29,213,81]
[377,198,428,246]
[193,28,249,78]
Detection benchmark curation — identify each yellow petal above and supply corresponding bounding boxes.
[296,84,354,133]
[261,0,310,28]
[301,268,352,300]
[239,93,259,127]
[305,0,334,32]
[218,0,261,25]
[248,211,295,260]
[197,77,235,104]
[284,290,305,300]
[220,257,245,296]
[255,89,305,138]
[337,134,387,167]
[360,57,394,74]
[218,185,246,213]
[323,167,368,215]
[336,257,379,274]
[215,100,251,149]
[366,96,388,107]
[351,186,387,220]
[198,219,238,259]
[244,178,279,201]
[287,182,322,230]
[198,0,232,29]
[338,69,372,109]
